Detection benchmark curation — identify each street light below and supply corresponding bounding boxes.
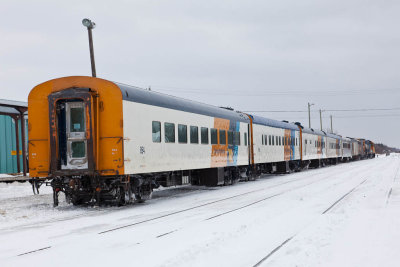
[308,102,314,128]
[82,18,96,77]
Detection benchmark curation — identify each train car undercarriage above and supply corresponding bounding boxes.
[50,175,154,206]
[42,154,367,207]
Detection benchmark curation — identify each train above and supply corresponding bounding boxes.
[28,76,375,206]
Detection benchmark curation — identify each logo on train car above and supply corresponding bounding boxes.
[211,118,240,167]
[284,129,295,161]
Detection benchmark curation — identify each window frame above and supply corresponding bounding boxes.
[233,132,240,146]
[152,121,161,143]
[201,127,209,144]
[219,129,226,145]
[190,125,199,144]
[164,122,175,143]
[178,124,188,143]
[211,128,218,145]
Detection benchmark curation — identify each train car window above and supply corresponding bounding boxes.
[262,134,264,145]
[265,135,268,146]
[164,122,175,143]
[272,135,275,145]
[201,127,209,144]
[276,136,278,146]
[178,124,187,143]
[234,132,240,146]
[279,137,282,146]
[268,135,271,145]
[219,130,226,145]
[211,128,218,144]
[70,106,85,132]
[244,132,248,146]
[152,121,161,143]
[190,126,199,144]
[228,131,233,145]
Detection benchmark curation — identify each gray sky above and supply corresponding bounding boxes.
[1,0,399,148]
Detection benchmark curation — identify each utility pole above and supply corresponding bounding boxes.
[308,102,314,128]
[82,18,97,77]
[330,115,333,133]
[319,109,323,131]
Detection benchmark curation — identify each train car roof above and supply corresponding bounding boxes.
[250,115,299,131]
[326,133,342,140]
[117,83,250,123]
[301,127,326,136]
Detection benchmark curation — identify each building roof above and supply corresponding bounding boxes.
[0,99,28,116]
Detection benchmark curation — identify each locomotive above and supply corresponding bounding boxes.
[28,76,375,206]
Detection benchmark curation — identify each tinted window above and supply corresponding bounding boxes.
[244,132,247,146]
[201,127,208,144]
[228,131,233,145]
[152,121,161,142]
[164,123,175,143]
[276,136,278,146]
[219,130,226,145]
[234,132,240,146]
[279,137,281,146]
[71,141,85,158]
[272,135,275,145]
[211,128,218,144]
[178,124,187,143]
[269,135,272,145]
[190,126,199,144]
[70,107,85,132]
[262,135,264,145]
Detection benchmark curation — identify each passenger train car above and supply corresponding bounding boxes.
[28,76,375,206]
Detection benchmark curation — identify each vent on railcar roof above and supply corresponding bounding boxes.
[220,106,234,111]
[294,122,304,129]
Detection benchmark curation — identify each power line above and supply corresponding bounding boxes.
[252,114,400,120]
[243,108,400,113]
[325,108,400,112]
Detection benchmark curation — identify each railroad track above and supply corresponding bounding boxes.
[12,160,383,258]
[250,157,397,266]
[98,161,370,235]
[251,178,369,267]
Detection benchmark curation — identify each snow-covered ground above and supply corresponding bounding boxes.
[0,154,399,267]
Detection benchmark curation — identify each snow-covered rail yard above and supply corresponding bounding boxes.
[1,154,399,267]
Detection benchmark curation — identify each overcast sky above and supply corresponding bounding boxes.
[1,0,399,148]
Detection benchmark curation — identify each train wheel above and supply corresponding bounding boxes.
[53,190,59,207]
[117,187,126,206]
